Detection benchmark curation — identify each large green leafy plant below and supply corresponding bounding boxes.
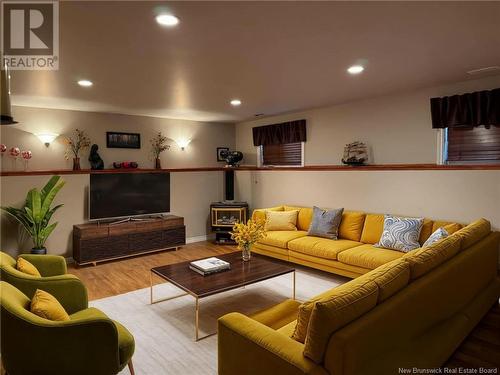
[1,176,65,250]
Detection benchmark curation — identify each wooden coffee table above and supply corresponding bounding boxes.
[150,251,296,341]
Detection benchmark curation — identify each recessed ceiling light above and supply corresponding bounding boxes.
[77,80,93,87]
[156,14,180,27]
[347,65,364,75]
[230,99,242,106]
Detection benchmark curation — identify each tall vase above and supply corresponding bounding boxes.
[73,157,81,170]
[242,243,251,262]
[155,157,161,169]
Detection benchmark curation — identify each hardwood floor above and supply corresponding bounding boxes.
[68,241,499,371]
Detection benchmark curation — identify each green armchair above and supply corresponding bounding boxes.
[0,281,135,375]
[0,251,87,314]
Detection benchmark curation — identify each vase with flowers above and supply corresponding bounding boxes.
[230,219,266,261]
[150,132,170,169]
[64,129,91,170]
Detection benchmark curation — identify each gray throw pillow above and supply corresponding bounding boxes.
[308,206,344,239]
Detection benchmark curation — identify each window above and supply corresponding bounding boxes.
[445,126,500,164]
[259,142,304,167]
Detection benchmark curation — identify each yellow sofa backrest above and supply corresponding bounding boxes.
[284,205,313,231]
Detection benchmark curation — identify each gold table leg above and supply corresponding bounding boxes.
[150,271,189,305]
[195,297,200,341]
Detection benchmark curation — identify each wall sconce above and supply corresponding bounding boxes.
[175,138,191,151]
[35,133,59,147]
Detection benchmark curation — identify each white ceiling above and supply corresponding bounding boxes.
[10,1,500,123]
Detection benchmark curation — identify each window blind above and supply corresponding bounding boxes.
[447,126,500,162]
[262,142,302,166]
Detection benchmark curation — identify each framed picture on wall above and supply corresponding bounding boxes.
[217,147,229,162]
[106,132,141,149]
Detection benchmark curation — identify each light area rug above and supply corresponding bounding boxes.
[90,267,348,375]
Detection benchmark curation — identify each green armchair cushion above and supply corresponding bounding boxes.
[19,254,68,276]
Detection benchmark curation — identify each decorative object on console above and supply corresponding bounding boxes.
[64,129,91,171]
[113,161,138,169]
[375,215,424,252]
[308,206,344,239]
[217,147,229,162]
[1,175,65,254]
[231,219,266,261]
[0,144,6,156]
[89,144,104,170]
[21,150,32,171]
[220,149,243,167]
[9,146,20,170]
[150,132,170,169]
[106,131,141,149]
[342,141,368,165]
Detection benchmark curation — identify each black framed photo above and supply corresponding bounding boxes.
[106,132,141,149]
[217,147,229,162]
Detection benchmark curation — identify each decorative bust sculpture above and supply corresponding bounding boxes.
[89,144,104,170]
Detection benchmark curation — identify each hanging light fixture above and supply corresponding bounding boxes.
[1,64,17,125]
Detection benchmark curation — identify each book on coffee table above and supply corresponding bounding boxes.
[189,257,230,275]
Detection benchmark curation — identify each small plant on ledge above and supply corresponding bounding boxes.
[150,132,170,169]
[230,219,266,261]
[64,129,91,170]
[1,176,65,254]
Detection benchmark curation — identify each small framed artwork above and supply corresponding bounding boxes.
[106,132,141,149]
[217,147,229,162]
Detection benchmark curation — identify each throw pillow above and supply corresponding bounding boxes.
[308,206,344,239]
[30,289,70,321]
[16,258,41,277]
[265,210,299,231]
[422,227,449,247]
[375,215,424,252]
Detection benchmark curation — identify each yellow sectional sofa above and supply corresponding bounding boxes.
[219,208,500,375]
[251,205,462,278]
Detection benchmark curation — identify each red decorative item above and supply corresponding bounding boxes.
[0,144,6,154]
[9,147,20,157]
[113,161,138,169]
[21,150,32,171]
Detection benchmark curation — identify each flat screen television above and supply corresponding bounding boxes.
[89,173,170,220]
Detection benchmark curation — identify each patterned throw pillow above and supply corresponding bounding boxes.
[422,227,449,247]
[308,206,344,239]
[375,215,424,252]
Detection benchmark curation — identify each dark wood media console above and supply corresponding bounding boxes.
[73,215,186,265]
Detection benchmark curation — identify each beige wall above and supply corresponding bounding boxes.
[235,75,500,165]
[0,107,233,257]
[1,106,234,171]
[235,170,500,231]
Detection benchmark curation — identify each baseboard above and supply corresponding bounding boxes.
[186,234,215,244]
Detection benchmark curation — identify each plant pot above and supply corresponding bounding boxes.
[31,247,47,255]
[155,158,161,169]
[73,157,81,171]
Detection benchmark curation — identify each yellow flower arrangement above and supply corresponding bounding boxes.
[230,218,266,250]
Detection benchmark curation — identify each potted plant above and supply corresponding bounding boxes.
[1,176,65,254]
[64,129,91,170]
[150,132,170,169]
[230,219,266,261]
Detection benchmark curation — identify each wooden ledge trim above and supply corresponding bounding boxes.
[1,164,499,177]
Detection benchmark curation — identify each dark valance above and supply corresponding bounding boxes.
[252,119,307,146]
[430,88,500,129]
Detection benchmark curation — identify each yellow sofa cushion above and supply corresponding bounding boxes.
[337,244,403,269]
[432,221,462,234]
[16,258,41,277]
[265,210,299,231]
[418,219,434,244]
[356,258,410,302]
[284,205,314,231]
[250,299,301,330]
[30,289,70,321]
[452,218,491,250]
[252,206,283,222]
[303,279,379,364]
[258,230,308,249]
[338,211,366,242]
[403,234,461,280]
[288,236,362,260]
[277,320,298,337]
[360,214,385,244]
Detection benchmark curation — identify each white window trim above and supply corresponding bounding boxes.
[257,142,305,167]
[437,128,448,165]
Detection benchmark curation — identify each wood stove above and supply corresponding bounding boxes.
[210,169,249,244]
